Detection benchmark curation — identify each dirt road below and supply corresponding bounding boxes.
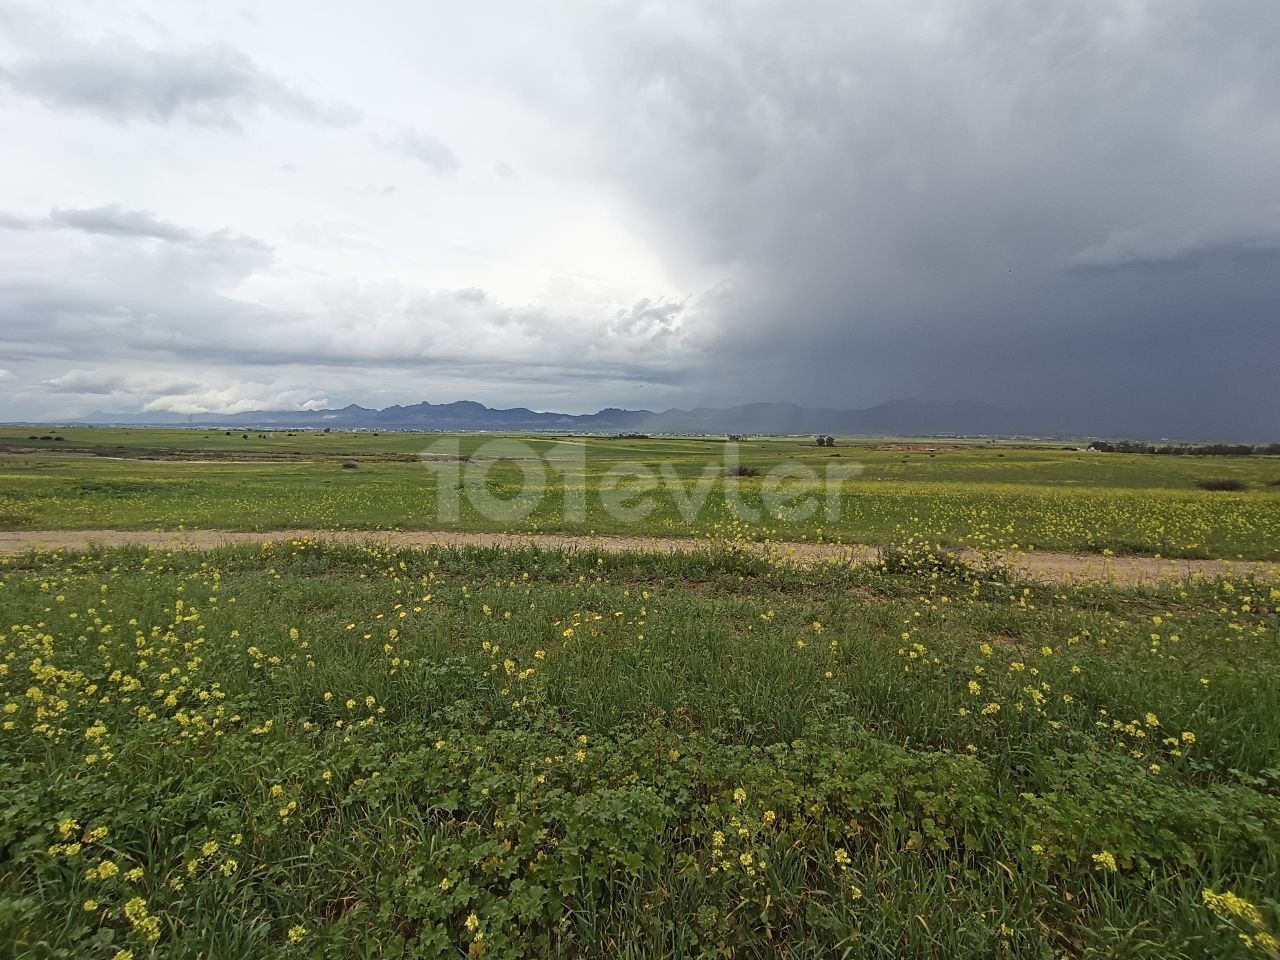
[1,528,1275,585]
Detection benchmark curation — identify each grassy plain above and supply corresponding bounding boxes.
[2,539,1279,958]
[2,428,1279,559]
[2,427,1279,956]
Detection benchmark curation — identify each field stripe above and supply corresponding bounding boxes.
[1,528,1276,585]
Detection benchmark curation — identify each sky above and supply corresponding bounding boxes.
[1,0,1277,438]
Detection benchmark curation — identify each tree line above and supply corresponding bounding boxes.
[1088,440,1280,456]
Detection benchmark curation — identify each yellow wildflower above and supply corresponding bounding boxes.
[1091,850,1118,872]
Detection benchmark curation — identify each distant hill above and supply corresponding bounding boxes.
[74,397,1049,436]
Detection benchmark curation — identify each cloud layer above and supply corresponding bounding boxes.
[1,0,1278,438]
[0,200,700,417]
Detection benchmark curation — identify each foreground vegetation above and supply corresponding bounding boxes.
[2,428,1279,559]
[2,538,1278,957]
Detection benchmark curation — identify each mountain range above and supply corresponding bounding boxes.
[74,398,1056,436]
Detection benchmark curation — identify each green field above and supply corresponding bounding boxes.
[2,428,1279,559]
[2,427,1279,957]
[2,539,1279,958]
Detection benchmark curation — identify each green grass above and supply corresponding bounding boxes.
[1,540,1278,957]
[2,428,1279,558]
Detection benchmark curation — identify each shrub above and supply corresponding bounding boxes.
[724,465,761,478]
[878,544,980,580]
[1196,478,1247,491]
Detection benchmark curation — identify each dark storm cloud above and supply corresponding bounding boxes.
[1,35,358,127]
[1066,218,1280,272]
[567,0,1280,438]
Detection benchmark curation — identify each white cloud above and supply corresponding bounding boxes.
[141,384,331,415]
[41,368,128,393]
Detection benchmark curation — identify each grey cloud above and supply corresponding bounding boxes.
[1068,220,1280,272]
[50,205,193,242]
[0,211,38,230]
[2,36,358,127]
[385,128,461,175]
[49,205,274,275]
[0,206,278,376]
[5,205,271,260]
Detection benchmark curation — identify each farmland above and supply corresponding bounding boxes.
[2,428,1279,559]
[1,428,1279,957]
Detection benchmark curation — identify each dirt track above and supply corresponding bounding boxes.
[1,529,1276,585]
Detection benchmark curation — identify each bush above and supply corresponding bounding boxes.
[877,544,980,580]
[724,465,761,478]
[1196,478,1247,491]
[341,460,359,470]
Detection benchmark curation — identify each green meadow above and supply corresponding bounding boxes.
[2,428,1279,957]
[2,428,1279,559]
[2,539,1279,958]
